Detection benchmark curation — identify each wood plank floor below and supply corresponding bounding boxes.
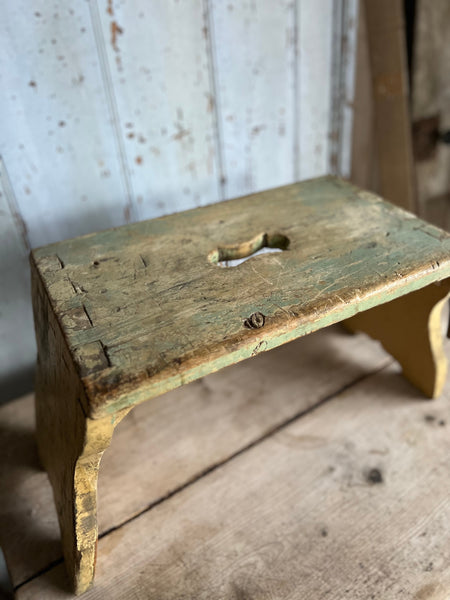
[1,325,449,599]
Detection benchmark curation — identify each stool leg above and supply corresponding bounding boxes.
[35,364,129,594]
[32,260,132,593]
[344,279,450,398]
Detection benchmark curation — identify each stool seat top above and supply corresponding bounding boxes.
[32,176,450,418]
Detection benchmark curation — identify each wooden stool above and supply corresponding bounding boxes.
[31,176,450,594]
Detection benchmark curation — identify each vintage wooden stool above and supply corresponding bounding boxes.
[31,176,450,594]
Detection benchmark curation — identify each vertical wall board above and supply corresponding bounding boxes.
[94,0,221,219]
[209,0,296,199]
[328,0,344,177]
[328,0,359,179]
[0,1,132,248]
[337,0,359,177]
[350,0,378,192]
[297,0,334,180]
[0,160,35,398]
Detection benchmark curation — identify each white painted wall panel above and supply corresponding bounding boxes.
[93,0,221,218]
[0,0,359,401]
[210,0,297,199]
[339,0,359,177]
[297,0,334,179]
[0,1,132,247]
[328,0,359,178]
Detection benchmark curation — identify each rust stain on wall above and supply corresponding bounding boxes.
[111,21,123,52]
[251,125,266,137]
[173,127,190,141]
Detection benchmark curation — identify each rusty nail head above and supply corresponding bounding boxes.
[244,312,265,329]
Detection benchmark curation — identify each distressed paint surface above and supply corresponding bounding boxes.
[210,0,297,198]
[297,0,334,179]
[95,0,221,218]
[336,0,359,177]
[0,1,133,248]
[30,177,450,594]
[33,176,450,419]
[0,2,359,399]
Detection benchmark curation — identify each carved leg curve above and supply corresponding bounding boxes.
[344,279,450,398]
[32,263,132,594]
[36,369,129,595]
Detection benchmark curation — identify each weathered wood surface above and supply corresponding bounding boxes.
[0,326,391,591]
[32,261,132,594]
[32,176,450,419]
[11,342,450,598]
[350,0,378,193]
[364,0,416,212]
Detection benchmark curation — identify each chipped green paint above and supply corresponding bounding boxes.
[32,176,450,418]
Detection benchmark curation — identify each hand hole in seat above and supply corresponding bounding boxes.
[208,232,290,268]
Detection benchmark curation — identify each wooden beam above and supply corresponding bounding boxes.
[355,0,416,212]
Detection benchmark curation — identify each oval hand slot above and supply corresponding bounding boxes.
[208,232,290,268]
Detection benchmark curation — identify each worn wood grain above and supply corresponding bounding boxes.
[32,177,450,419]
[29,176,450,593]
[0,326,390,591]
[364,0,416,212]
[350,0,378,192]
[16,356,450,599]
[31,259,132,594]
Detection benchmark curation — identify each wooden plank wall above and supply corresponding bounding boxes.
[0,0,358,402]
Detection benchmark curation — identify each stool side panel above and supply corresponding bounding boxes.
[31,258,128,593]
